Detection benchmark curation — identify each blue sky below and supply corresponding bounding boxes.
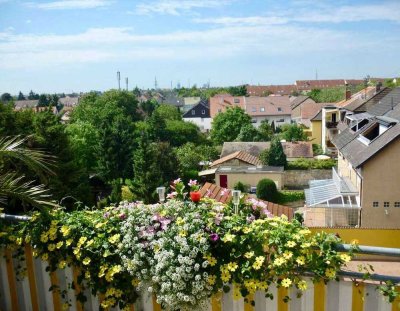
[0,0,399,94]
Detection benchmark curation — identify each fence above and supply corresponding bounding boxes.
[1,214,400,311]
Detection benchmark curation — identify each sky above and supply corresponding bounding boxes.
[0,0,399,94]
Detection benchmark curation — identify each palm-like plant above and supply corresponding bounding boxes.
[0,136,57,210]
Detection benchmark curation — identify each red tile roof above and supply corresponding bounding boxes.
[199,182,294,219]
[210,150,262,167]
[246,85,297,96]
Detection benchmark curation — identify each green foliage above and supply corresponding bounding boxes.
[165,120,203,147]
[308,84,366,103]
[256,178,278,201]
[139,99,158,117]
[1,93,12,102]
[312,144,324,156]
[211,107,252,144]
[19,92,26,101]
[276,190,305,204]
[235,124,259,142]
[177,85,247,99]
[28,90,39,100]
[384,78,400,88]
[154,104,182,121]
[266,138,287,167]
[175,142,219,178]
[286,158,337,170]
[233,181,248,192]
[279,124,308,142]
[258,120,274,141]
[228,85,247,96]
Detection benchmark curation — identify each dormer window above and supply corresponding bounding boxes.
[278,107,282,112]
[202,110,205,115]
[191,110,195,115]
[234,98,240,104]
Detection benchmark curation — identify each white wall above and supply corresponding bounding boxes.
[251,115,292,128]
[184,117,212,132]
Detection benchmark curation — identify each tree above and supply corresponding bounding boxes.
[228,85,247,96]
[154,104,182,121]
[165,120,203,147]
[280,124,308,142]
[257,120,274,141]
[235,124,259,142]
[0,136,56,213]
[256,178,278,202]
[28,90,39,100]
[140,99,158,117]
[17,92,25,100]
[211,107,252,144]
[1,93,12,102]
[260,138,287,167]
[38,94,49,107]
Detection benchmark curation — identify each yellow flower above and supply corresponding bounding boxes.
[132,279,140,287]
[208,257,217,266]
[56,241,63,249]
[41,253,49,261]
[60,225,70,237]
[207,275,216,285]
[273,257,286,267]
[227,262,238,272]
[82,257,91,265]
[48,244,56,252]
[40,233,48,243]
[99,266,107,278]
[325,268,336,278]
[281,278,292,288]
[244,279,257,294]
[178,230,187,237]
[296,256,305,265]
[78,236,87,245]
[85,271,90,279]
[58,261,67,269]
[233,284,241,300]
[242,227,252,234]
[73,248,81,259]
[66,239,73,246]
[51,220,58,226]
[351,239,359,245]
[95,222,105,229]
[49,227,57,235]
[86,239,94,247]
[301,242,311,248]
[283,251,293,260]
[286,241,296,248]
[221,271,231,282]
[108,234,120,244]
[299,229,310,235]
[25,235,31,243]
[257,281,268,290]
[340,254,351,263]
[298,280,307,291]
[176,217,185,225]
[244,251,254,259]
[62,302,69,311]
[16,237,23,245]
[222,233,235,243]
[49,233,57,241]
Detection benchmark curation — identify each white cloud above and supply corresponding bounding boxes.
[0,22,387,70]
[135,0,232,16]
[25,0,113,10]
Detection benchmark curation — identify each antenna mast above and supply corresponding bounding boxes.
[117,71,121,90]
[125,77,128,91]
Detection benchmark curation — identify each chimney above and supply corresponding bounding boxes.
[376,82,382,93]
[345,83,351,100]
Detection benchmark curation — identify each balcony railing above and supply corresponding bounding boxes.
[326,121,338,129]
[1,214,400,311]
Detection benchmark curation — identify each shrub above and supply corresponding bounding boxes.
[286,158,337,170]
[276,190,305,204]
[256,178,278,202]
[234,181,249,193]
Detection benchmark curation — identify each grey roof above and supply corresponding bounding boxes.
[367,87,400,116]
[220,142,271,157]
[340,122,400,168]
[351,87,392,112]
[14,100,38,109]
[331,127,357,150]
[290,95,310,109]
[310,109,322,121]
[384,103,400,121]
[216,165,284,173]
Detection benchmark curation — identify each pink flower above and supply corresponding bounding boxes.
[188,179,197,187]
[173,178,182,185]
[167,191,177,199]
[220,188,227,196]
[205,189,212,198]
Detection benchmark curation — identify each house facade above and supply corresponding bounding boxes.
[305,89,400,228]
[182,100,211,132]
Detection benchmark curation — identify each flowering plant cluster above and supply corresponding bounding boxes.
[0,191,376,310]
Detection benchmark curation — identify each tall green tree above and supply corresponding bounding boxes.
[260,138,287,167]
[258,120,274,141]
[280,124,308,142]
[235,124,259,142]
[211,107,252,144]
[1,93,12,102]
[17,92,25,100]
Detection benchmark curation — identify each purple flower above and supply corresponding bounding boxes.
[188,179,197,187]
[210,233,219,241]
[160,218,171,230]
[103,212,110,218]
[119,213,127,220]
[205,189,212,198]
[167,191,177,199]
[261,208,273,218]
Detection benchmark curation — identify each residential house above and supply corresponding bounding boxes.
[246,85,297,96]
[209,94,292,128]
[14,100,39,111]
[220,141,313,161]
[290,95,331,127]
[304,87,400,228]
[182,99,211,132]
[243,96,292,127]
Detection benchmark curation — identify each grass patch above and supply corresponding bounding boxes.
[276,190,305,204]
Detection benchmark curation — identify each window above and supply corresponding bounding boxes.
[234,98,240,104]
[384,202,390,208]
[395,202,400,207]
[260,107,265,112]
[202,110,205,115]
[252,107,257,112]
[373,202,379,207]
[191,110,195,115]
[251,119,257,123]
[278,107,282,112]
[218,109,222,113]
[277,119,285,122]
